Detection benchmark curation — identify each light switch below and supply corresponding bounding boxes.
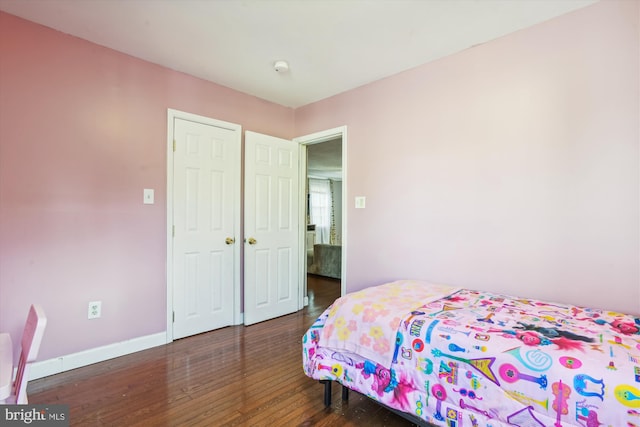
[355,196,366,209]
[143,189,154,204]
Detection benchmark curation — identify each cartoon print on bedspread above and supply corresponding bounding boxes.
[471,291,636,424]
[303,285,640,427]
[356,360,417,410]
[393,288,640,426]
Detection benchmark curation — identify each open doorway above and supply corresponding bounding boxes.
[306,138,342,278]
[295,127,347,304]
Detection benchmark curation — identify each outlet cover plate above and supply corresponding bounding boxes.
[88,301,102,319]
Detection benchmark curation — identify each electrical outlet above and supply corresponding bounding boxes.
[88,301,102,319]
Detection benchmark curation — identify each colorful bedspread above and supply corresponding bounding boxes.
[319,280,460,367]
[303,281,640,427]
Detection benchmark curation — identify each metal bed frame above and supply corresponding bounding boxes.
[319,380,437,427]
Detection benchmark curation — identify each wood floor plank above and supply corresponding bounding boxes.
[28,276,417,426]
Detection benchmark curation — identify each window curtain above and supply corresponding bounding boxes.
[328,180,338,245]
[308,178,332,244]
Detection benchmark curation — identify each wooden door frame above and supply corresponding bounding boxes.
[165,108,243,343]
[294,126,348,303]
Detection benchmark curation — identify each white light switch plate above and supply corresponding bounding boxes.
[355,196,366,209]
[143,189,154,204]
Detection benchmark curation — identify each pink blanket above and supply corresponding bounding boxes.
[318,280,459,367]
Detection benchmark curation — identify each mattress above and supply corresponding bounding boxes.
[302,280,640,426]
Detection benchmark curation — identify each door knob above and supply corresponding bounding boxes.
[247,237,257,245]
[225,237,235,245]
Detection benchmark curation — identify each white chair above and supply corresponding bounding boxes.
[0,304,47,404]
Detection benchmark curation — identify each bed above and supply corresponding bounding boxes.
[302,280,640,427]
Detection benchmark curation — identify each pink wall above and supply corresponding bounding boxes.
[296,1,640,314]
[0,12,294,361]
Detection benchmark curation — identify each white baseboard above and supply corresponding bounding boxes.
[30,332,167,380]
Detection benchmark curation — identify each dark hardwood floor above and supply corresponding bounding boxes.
[28,275,418,426]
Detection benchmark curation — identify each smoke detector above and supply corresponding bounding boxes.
[274,60,289,73]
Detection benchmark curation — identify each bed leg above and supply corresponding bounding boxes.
[342,385,349,402]
[320,380,332,406]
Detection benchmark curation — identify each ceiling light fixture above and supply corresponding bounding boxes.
[274,60,289,73]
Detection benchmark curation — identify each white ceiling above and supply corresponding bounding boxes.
[0,0,597,108]
[308,138,342,180]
